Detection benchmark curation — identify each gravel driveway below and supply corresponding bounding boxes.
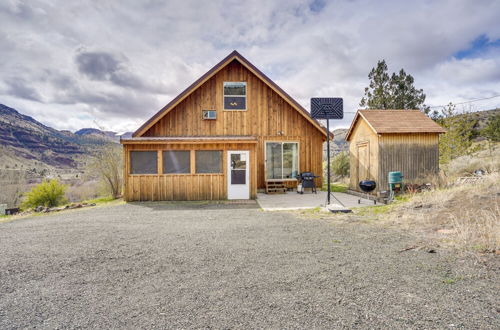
[0,202,498,329]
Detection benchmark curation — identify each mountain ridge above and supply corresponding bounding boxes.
[0,104,129,170]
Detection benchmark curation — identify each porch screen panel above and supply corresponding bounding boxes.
[282,143,298,179]
[265,142,283,179]
[130,151,157,174]
[163,151,190,174]
[196,150,222,173]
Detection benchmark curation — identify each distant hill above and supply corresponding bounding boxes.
[75,128,133,142]
[0,104,129,171]
[467,108,499,135]
[323,128,349,158]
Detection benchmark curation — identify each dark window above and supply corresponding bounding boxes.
[223,82,246,110]
[163,151,190,174]
[195,150,222,173]
[130,151,157,174]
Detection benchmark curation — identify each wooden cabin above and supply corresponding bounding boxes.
[345,110,446,194]
[120,51,328,201]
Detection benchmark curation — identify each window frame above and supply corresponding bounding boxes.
[264,141,300,181]
[129,150,158,175]
[195,150,223,174]
[223,81,247,111]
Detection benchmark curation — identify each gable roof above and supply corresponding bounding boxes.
[346,110,446,141]
[133,50,329,138]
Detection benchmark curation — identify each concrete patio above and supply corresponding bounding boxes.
[256,191,376,211]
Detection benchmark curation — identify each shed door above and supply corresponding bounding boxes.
[357,143,370,182]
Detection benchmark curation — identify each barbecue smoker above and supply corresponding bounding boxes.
[358,180,377,205]
[296,172,319,194]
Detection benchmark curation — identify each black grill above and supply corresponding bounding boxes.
[296,172,319,194]
[359,180,376,193]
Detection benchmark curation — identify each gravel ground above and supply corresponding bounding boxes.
[0,202,498,329]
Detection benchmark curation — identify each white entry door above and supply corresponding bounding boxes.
[227,150,250,199]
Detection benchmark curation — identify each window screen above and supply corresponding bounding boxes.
[195,150,222,173]
[163,151,190,174]
[130,151,157,174]
[223,82,246,110]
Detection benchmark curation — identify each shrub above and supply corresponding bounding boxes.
[21,179,67,209]
[87,145,123,199]
[331,151,350,178]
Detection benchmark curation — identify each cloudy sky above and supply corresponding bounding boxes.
[1,0,500,133]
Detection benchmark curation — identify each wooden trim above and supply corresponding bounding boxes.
[157,150,163,175]
[122,140,258,145]
[132,51,328,138]
[346,111,378,141]
[190,150,195,174]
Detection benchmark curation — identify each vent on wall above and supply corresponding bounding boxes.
[202,110,217,120]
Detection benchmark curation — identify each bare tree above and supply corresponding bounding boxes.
[0,169,28,207]
[87,144,123,199]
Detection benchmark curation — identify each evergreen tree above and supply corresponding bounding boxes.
[438,103,475,164]
[482,113,500,142]
[360,60,429,112]
[360,60,391,109]
[390,69,429,113]
[482,113,500,156]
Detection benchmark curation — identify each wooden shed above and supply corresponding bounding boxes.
[345,110,446,194]
[120,50,328,201]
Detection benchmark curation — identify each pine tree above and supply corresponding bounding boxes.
[359,60,391,109]
[438,103,475,164]
[482,113,500,156]
[482,113,500,142]
[390,69,429,113]
[360,60,429,112]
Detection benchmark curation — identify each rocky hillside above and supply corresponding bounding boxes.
[323,128,349,157]
[0,104,128,170]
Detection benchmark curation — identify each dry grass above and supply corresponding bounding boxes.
[445,142,500,178]
[386,173,500,252]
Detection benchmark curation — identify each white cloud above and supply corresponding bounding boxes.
[0,0,499,132]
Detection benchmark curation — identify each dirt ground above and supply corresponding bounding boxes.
[0,202,498,329]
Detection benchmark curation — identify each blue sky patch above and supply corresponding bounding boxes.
[309,0,326,13]
[454,34,500,59]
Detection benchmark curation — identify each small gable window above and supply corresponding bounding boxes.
[223,82,246,110]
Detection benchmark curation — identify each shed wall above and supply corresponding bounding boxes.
[378,133,440,191]
[348,118,379,192]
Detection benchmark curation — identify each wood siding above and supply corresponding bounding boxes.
[348,118,379,192]
[348,115,440,194]
[139,60,325,191]
[123,143,257,201]
[378,133,440,191]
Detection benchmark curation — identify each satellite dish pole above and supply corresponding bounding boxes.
[310,98,350,212]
